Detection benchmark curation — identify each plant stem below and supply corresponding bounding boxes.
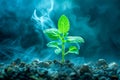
[61,36,65,63]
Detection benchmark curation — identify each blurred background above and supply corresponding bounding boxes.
[0,0,120,63]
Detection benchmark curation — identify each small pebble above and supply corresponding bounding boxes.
[96,59,108,68]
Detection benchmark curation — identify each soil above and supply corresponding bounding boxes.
[0,58,119,80]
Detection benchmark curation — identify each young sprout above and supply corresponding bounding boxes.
[44,15,84,63]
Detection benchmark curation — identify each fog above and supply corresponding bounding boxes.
[0,0,120,63]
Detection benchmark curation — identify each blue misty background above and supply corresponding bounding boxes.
[0,0,120,63]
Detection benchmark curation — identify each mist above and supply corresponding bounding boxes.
[0,0,120,63]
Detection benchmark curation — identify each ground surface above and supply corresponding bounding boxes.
[0,58,119,80]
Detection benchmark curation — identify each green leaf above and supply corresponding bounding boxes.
[47,41,61,55]
[68,46,79,54]
[55,48,61,55]
[44,28,60,40]
[47,41,59,48]
[66,36,85,43]
[58,15,70,34]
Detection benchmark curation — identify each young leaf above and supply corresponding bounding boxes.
[68,46,79,54]
[66,36,85,43]
[47,41,60,48]
[44,28,60,40]
[55,48,62,55]
[58,15,70,34]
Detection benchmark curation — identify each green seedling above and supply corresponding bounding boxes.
[44,15,84,63]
